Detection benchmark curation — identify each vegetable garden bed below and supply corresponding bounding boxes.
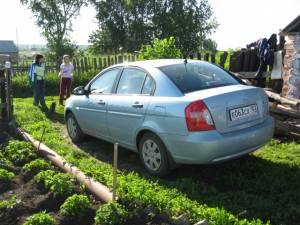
[8,96,300,225]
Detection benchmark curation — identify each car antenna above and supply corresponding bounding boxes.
[183,57,188,72]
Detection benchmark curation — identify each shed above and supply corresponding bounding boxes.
[280,15,300,99]
[0,40,18,63]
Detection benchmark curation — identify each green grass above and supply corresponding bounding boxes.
[13,96,300,225]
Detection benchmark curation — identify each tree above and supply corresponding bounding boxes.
[89,0,218,54]
[20,0,87,57]
[139,37,182,60]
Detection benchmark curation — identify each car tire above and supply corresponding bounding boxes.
[138,133,170,176]
[66,112,85,142]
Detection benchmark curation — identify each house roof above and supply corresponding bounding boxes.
[0,40,18,53]
[280,15,300,35]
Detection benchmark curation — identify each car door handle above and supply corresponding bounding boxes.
[97,100,106,105]
[132,102,143,108]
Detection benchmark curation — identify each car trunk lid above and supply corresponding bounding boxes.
[185,85,268,133]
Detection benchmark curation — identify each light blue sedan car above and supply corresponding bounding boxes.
[65,59,274,176]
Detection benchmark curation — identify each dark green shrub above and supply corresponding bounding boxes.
[94,202,128,225]
[0,168,15,182]
[23,211,56,225]
[34,170,75,196]
[59,194,91,216]
[3,140,37,166]
[23,159,52,175]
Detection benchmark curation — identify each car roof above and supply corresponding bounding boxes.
[109,59,210,70]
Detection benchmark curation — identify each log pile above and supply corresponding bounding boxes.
[281,35,300,98]
[265,89,300,140]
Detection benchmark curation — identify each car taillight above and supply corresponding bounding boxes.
[185,100,215,131]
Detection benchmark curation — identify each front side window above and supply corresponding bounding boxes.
[159,62,239,94]
[116,68,147,94]
[90,69,120,94]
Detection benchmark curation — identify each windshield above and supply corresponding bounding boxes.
[158,62,240,94]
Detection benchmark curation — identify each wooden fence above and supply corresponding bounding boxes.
[13,54,139,74]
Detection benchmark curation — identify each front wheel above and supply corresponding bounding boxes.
[138,133,170,176]
[66,113,85,142]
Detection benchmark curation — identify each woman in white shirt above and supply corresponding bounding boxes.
[59,55,74,105]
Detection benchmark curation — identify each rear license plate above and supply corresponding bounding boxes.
[230,105,258,121]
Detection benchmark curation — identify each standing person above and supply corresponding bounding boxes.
[59,55,74,105]
[28,54,47,108]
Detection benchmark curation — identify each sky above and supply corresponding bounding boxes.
[0,0,299,50]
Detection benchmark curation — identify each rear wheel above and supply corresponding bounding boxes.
[138,133,170,176]
[66,112,85,142]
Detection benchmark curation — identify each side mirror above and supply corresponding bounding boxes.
[72,86,89,95]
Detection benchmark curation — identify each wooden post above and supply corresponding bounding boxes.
[93,58,97,70]
[84,57,88,72]
[115,55,118,64]
[219,52,228,68]
[5,65,13,121]
[107,56,111,66]
[112,143,119,201]
[103,57,107,69]
[211,54,215,64]
[80,58,84,72]
[99,57,102,70]
[197,52,202,60]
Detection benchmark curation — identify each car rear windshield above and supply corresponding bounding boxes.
[158,62,240,93]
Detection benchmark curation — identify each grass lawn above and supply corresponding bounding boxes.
[13,96,300,225]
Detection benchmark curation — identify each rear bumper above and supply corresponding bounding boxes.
[160,116,274,164]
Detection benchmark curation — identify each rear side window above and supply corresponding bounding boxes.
[142,76,155,95]
[159,62,239,93]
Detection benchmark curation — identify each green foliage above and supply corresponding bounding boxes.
[139,37,182,60]
[23,159,52,175]
[90,0,217,54]
[15,97,300,225]
[23,211,56,225]
[0,195,20,210]
[94,202,128,225]
[12,70,95,98]
[20,0,87,57]
[0,152,14,170]
[0,168,15,182]
[3,140,37,166]
[59,194,91,216]
[34,170,75,197]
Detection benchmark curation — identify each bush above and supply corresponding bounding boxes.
[0,168,15,182]
[59,194,91,216]
[23,211,56,225]
[3,140,37,166]
[139,37,182,60]
[13,70,96,98]
[34,170,75,196]
[23,159,52,175]
[94,202,128,225]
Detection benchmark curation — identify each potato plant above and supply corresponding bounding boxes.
[23,159,52,175]
[94,202,128,225]
[3,140,37,166]
[0,195,19,210]
[34,170,75,197]
[59,194,91,216]
[23,211,56,225]
[0,168,15,182]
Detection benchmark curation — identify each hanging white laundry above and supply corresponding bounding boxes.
[271,51,283,80]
